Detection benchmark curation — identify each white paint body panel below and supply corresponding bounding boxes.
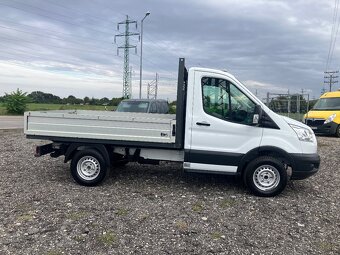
[183,162,237,173]
[25,110,176,143]
[113,147,184,162]
[186,69,263,154]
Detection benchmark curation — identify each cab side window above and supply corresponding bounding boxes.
[201,77,256,125]
[149,103,157,113]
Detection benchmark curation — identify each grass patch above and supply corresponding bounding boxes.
[73,235,85,243]
[17,213,33,221]
[219,198,236,208]
[211,231,224,240]
[317,142,328,147]
[0,103,117,115]
[67,211,87,221]
[175,220,189,233]
[139,214,149,222]
[317,241,339,253]
[98,231,117,246]
[192,202,204,213]
[46,250,62,255]
[115,208,128,216]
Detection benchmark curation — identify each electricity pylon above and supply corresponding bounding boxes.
[115,15,139,98]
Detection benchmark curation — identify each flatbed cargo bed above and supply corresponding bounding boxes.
[25,110,177,144]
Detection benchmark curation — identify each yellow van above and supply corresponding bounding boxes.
[304,90,340,137]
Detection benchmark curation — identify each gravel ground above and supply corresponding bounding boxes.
[0,130,339,255]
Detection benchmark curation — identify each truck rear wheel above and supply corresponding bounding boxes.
[71,149,107,186]
[243,156,287,197]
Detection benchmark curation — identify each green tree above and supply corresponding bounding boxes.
[28,91,62,104]
[4,89,29,114]
[110,97,123,106]
[83,96,90,105]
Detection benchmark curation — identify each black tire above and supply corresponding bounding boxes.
[243,156,288,197]
[336,125,340,138]
[71,149,107,186]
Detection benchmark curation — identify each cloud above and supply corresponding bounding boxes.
[0,0,337,101]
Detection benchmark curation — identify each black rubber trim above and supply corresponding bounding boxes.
[290,153,320,180]
[185,149,244,166]
[64,143,111,167]
[35,143,54,157]
[260,111,280,129]
[237,146,293,173]
[175,58,187,149]
[308,121,338,135]
[184,169,237,176]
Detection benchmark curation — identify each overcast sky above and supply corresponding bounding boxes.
[0,0,338,100]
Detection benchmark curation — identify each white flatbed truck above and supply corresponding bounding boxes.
[25,58,320,196]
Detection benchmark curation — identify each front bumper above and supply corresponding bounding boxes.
[306,120,338,135]
[290,153,320,180]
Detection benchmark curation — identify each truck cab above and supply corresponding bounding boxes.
[183,66,319,195]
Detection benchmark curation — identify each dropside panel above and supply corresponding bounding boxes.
[25,111,176,144]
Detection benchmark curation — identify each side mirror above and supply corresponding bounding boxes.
[252,105,263,125]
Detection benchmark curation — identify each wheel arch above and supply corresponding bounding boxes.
[64,143,111,167]
[237,146,294,175]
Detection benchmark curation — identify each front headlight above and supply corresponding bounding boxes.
[324,113,336,124]
[289,124,314,143]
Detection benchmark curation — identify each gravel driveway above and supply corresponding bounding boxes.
[0,130,339,255]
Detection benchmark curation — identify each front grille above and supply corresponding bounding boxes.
[306,119,324,127]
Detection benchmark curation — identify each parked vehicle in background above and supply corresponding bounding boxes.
[25,58,320,197]
[116,99,169,114]
[304,90,340,137]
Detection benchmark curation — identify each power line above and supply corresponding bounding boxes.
[0,2,180,70]
[0,1,113,37]
[0,25,112,52]
[0,17,110,45]
[324,70,339,91]
[326,0,340,71]
[0,2,180,82]
[43,0,124,25]
[0,34,110,54]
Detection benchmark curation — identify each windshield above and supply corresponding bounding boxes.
[313,98,340,110]
[116,101,149,113]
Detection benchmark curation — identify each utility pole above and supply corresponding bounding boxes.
[147,73,158,99]
[115,15,139,99]
[139,12,150,99]
[324,70,339,92]
[128,66,133,98]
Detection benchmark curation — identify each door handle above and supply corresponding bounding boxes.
[196,121,210,126]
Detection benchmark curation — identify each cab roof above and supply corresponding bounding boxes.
[321,90,340,98]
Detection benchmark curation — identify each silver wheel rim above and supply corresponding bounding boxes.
[253,165,280,191]
[77,156,101,181]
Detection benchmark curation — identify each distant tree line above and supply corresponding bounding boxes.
[0,91,124,106]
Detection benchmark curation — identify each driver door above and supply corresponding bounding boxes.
[186,71,263,173]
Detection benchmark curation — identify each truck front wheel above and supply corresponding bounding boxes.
[243,156,288,197]
[71,149,107,186]
[336,125,340,138]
